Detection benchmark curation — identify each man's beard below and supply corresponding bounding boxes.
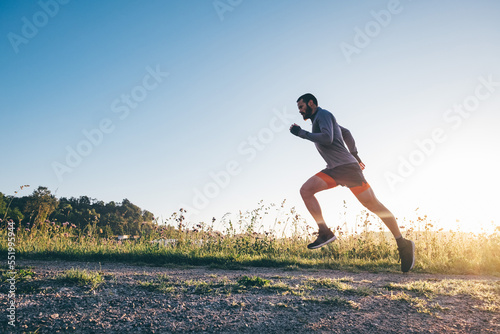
[302,105,313,120]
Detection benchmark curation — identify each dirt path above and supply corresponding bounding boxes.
[1,260,499,333]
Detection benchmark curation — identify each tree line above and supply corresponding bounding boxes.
[0,186,155,236]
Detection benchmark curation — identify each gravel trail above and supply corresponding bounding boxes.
[1,260,499,333]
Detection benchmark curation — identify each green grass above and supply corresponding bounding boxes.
[385,279,500,298]
[306,277,374,296]
[386,291,436,314]
[134,273,372,307]
[1,204,499,275]
[56,268,104,291]
[0,266,39,294]
[385,278,500,312]
[302,296,360,309]
[138,274,176,294]
[237,275,270,287]
[0,266,36,283]
[138,274,276,295]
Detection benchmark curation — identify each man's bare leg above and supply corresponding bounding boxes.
[354,186,415,272]
[301,177,401,238]
[353,187,402,238]
[299,175,330,230]
[299,175,338,249]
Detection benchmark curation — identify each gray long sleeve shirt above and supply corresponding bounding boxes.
[297,107,359,169]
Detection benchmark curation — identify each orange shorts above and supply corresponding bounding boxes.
[316,163,370,195]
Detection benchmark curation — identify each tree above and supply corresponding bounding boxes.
[142,210,154,222]
[0,192,7,218]
[24,186,59,225]
[2,186,157,235]
[1,192,25,224]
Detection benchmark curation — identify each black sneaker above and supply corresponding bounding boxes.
[398,239,415,272]
[307,229,337,249]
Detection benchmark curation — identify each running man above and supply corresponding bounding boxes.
[289,93,415,272]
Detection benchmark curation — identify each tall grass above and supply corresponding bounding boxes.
[1,201,499,275]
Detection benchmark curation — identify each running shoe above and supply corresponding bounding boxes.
[307,229,337,249]
[398,239,415,272]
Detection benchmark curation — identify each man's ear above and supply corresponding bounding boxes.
[308,100,315,108]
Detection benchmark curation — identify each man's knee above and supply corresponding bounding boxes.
[300,175,331,199]
[360,199,379,211]
[300,184,315,199]
[356,193,380,211]
[360,198,387,215]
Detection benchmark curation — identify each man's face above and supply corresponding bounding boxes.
[297,99,313,120]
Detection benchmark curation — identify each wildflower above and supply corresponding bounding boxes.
[63,222,69,227]
[70,224,77,228]
[25,228,30,231]
[63,233,69,237]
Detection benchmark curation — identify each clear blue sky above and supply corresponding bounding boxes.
[2,0,500,233]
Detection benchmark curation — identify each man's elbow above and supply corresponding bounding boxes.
[342,129,352,138]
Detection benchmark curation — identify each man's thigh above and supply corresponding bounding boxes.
[301,174,337,195]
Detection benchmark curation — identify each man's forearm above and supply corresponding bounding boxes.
[340,126,358,154]
[298,129,332,145]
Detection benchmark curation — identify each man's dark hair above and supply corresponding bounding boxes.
[296,93,317,106]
